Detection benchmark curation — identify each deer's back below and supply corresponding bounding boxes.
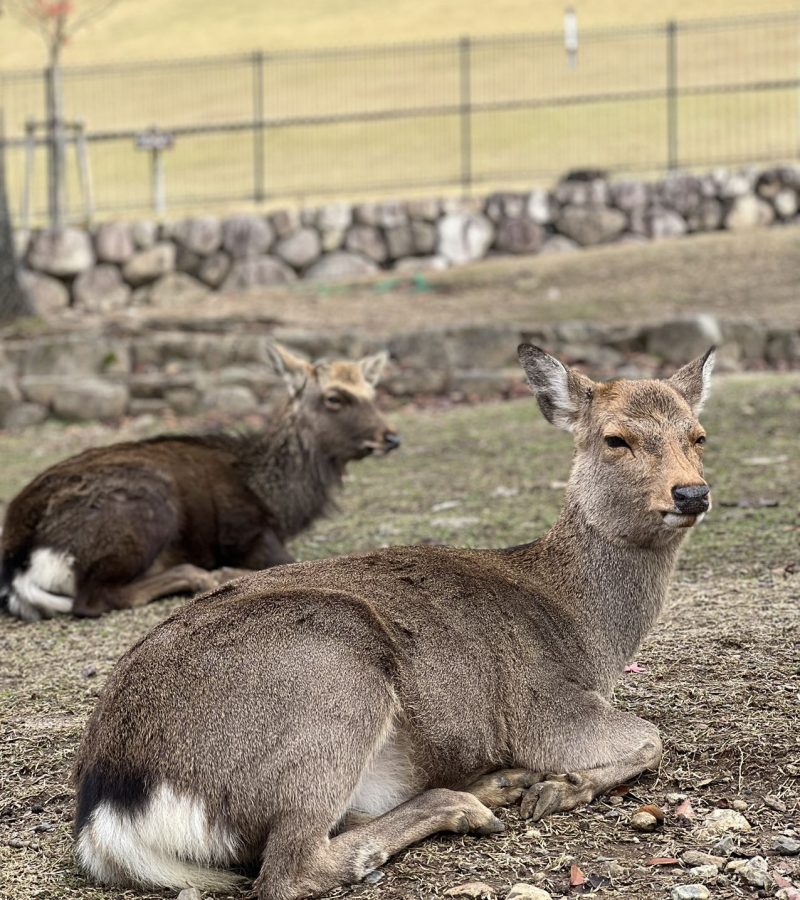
[2,436,268,572]
[77,544,587,807]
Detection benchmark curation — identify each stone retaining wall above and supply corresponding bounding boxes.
[0,315,797,429]
[13,165,800,313]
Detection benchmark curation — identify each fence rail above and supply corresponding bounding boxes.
[1,10,799,225]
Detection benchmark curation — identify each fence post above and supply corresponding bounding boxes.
[458,35,472,197]
[252,50,266,203]
[666,20,678,170]
[45,64,66,231]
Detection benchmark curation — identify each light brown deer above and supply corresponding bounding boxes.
[72,344,714,899]
[0,344,399,621]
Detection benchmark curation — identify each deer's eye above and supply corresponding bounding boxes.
[605,435,631,450]
[324,393,343,411]
[695,435,706,446]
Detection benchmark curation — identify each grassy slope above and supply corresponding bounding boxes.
[0,0,794,64]
[0,373,798,900]
[1,2,797,220]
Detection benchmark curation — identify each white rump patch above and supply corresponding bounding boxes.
[8,548,75,621]
[76,782,241,892]
[348,725,418,818]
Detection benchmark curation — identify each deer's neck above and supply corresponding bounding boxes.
[515,498,683,695]
[238,406,343,540]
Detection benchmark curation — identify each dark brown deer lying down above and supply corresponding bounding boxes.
[73,344,715,899]
[0,344,399,621]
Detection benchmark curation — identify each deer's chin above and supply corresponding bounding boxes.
[661,511,705,529]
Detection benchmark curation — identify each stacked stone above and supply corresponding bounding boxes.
[12,165,800,312]
[1,315,798,428]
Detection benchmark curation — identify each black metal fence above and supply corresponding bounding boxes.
[1,10,799,225]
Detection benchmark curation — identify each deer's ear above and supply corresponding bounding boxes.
[668,346,716,415]
[359,351,389,387]
[266,343,313,397]
[517,344,594,431]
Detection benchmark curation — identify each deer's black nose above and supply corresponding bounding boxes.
[672,484,709,515]
[383,432,401,452]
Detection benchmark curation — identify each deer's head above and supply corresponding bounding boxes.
[518,345,715,546]
[267,343,400,464]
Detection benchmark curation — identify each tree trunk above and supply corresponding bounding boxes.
[0,127,34,323]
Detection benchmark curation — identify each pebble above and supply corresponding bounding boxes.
[731,799,748,811]
[773,836,800,856]
[667,792,688,804]
[682,850,725,868]
[671,885,710,900]
[445,883,495,898]
[764,795,788,813]
[696,808,751,838]
[630,811,659,832]
[689,864,719,880]
[726,855,771,889]
[506,885,553,900]
[363,870,385,885]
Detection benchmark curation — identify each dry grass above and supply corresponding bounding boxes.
[1,371,799,900]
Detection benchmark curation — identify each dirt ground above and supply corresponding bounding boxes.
[0,370,798,900]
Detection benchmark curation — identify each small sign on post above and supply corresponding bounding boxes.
[564,6,578,69]
[135,128,174,216]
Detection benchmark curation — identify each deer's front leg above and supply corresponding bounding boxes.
[519,703,662,821]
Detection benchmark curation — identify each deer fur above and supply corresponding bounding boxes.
[0,345,398,621]
[72,344,715,899]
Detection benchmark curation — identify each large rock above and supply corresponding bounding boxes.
[355,201,407,229]
[13,228,30,260]
[539,235,578,254]
[27,227,94,276]
[94,222,135,264]
[18,271,70,315]
[149,272,210,306]
[201,385,259,413]
[52,380,129,421]
[484,192,527,222]
[555,205,626,245]
[3,402,48,429]
[695,807,752,839]
[724,195,774,230]
[610,179,650,211]
[73,265,132,313]
[685,198,723,232]
[773,188,798,220]
[553,175,609,206]
[345,225,388,263]
[647,207,687,240]
[411,221,437,255]
[131,219,158,249]
[197,252,232,288]
[268,209,301,238]
[407,197,440,221]
[527,189,554,224]
[173,216,222,256]
[305,251,379,281]
[384,224,414,260]
[222,215,274,258]
[19,336,130,377]
[437,213,494,264]
[316,202,352,231]
[494,218,544,254]
[222,256,296,292]
[659,173,703,215]
[123,243,176,286]
[274,228,322,269]
[644,315,722,364]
